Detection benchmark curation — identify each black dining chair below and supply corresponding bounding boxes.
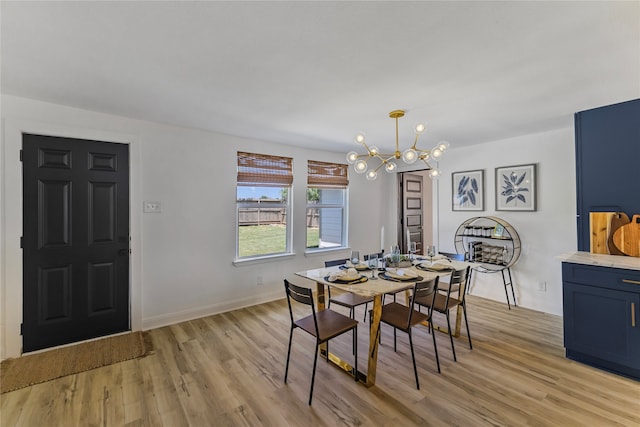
[283,279,358,405]
[370,277,441,389]
[414,266,472,362]
[434,252,473,297]
[324,259,374,322]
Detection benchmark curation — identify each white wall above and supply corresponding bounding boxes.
[433,128,577,315]
[1,94,577,359]
[1,94,388,359]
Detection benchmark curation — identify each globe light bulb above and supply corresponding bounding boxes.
[431,146,443,159]
[402,148,418,164]
[366,169,377,181]
[414,123,426,134]
[437,141,450,152]
[369,146,379,156]
[385,161,397,173]
[428,168,441,179]
[354,133,366,144]
[354,159,368,173]
[346,151,358,164]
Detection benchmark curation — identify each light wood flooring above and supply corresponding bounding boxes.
[2,293,639,426]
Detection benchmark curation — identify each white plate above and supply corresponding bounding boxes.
[420,262,451,271]
[385,268,418,280]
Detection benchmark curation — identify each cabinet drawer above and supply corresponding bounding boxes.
[562,263,640,292]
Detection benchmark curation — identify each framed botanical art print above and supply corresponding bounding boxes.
[495,164,537,211]
[452,169,484,211]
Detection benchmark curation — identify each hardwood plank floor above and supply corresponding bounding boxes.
[2,294,639,426]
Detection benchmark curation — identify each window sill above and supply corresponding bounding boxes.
[304,247,350,257]
[233,252,296,266]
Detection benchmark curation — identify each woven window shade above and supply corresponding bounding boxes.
[307,160,349,188]
[237,151,293,187]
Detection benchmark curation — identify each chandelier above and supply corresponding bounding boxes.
[346,110,449,181]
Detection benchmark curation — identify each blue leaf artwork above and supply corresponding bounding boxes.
[500,171,529,205]
[456,175,479,207]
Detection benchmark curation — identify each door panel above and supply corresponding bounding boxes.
[38,180,72,248]
[38,265,72,323]
[400,173,424,255]
[23,133,130,352]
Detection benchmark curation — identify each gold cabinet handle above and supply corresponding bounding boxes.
[632,303,636,328]
[623,279,640,285]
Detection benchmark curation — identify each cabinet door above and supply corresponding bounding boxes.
[575,98,640,251]
[563,282,640,368]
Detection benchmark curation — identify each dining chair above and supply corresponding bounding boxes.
[324,259,374,322]
[414,266,472,362]
[370,277,441,389]
[438,252,471,294]
[283,279,358,405]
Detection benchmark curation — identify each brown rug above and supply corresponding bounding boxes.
[1,331,153,393]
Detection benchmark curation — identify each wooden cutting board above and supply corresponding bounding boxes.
[607,212,630,255]
[612,214,640,257]
[590,212,616,254]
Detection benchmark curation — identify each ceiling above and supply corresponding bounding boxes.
[2,1,639,154]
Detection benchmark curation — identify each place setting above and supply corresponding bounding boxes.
[336,250,369,271]
[325,267,369,284]
[415,245,457,272]
[378,267,424,282]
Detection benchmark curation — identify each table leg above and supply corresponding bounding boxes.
[316,282,327,357]
[316,281,326,310]
[453,306,463,337]
[366,294,382,387]
[315,281,374,385]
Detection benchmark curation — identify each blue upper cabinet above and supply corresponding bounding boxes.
[575,99,640,251]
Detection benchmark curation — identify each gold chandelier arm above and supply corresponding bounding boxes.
[412,134,420,150]
[395,116,400,155]
[373,162,386,172]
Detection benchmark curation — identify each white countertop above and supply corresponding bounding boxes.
[558,251,640,271]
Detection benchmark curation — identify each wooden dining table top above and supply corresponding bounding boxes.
[295,259,471,297]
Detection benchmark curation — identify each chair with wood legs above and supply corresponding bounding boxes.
[283,279,358,405]
[414,266,472,362]
[370,277,441,389]
[324,259,374,322]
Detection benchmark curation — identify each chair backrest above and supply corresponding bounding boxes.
[408,276,439,324]
[439,251,465,261]
[325,258,348,267]
[284,280,318,334]
[444,266,470,304]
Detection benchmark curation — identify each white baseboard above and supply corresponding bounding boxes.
[141,289,285,331]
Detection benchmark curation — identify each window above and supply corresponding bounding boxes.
[306,160,348,250]
[237,152,293,259]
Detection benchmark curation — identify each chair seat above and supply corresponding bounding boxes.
[414,293,462,313]
[376,302,429,331]
[294,309,359,342]
[329,292,374,309]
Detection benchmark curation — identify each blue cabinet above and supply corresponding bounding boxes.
[574,98,640,251]
[562,263,640,379]
[566,99,640,379]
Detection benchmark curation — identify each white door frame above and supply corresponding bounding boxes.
[1,119,142,359]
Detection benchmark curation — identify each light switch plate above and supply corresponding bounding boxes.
[143,201,162,213]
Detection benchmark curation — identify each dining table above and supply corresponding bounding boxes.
[295,257,472,387]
